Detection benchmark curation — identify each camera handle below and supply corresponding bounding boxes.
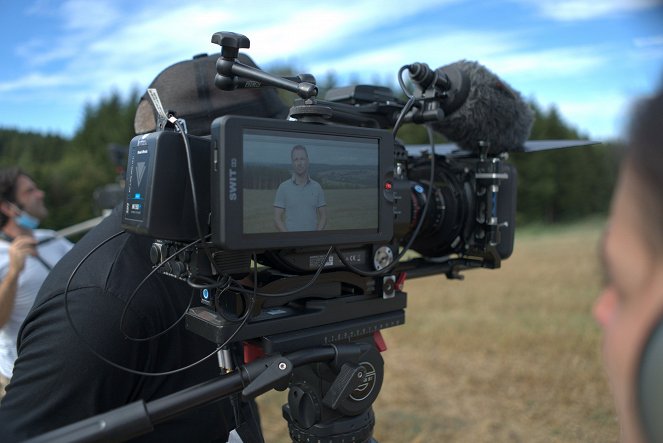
[24,353,294,443]
[211,31,318,99]
[24,343,383,443]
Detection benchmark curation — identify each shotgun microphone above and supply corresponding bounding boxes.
[409,60,535,154]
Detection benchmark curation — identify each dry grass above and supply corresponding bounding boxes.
[256,220,618,442]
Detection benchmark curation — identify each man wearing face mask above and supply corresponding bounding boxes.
[0,167,72,389]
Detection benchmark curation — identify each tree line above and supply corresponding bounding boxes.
[0,85,620,233]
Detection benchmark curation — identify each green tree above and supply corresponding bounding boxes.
[45,89,139,228]
[0,129,69,228]
[510,102,620,224]
[0,62,622,232]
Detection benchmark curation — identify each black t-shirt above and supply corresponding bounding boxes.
[0,208,250,442]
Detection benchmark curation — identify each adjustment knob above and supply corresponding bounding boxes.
[170,261,186,277]
[150,243,165,265]
[211,31,250,59]
[287,382,321,429]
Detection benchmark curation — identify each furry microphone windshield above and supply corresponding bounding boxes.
[432,60,535,154]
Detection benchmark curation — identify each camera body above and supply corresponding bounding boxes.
[120,45,518,348]
[121,112,516,346]
[121,113,516,272]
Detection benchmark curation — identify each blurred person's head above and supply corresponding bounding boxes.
[593,87,663,442]
[0,167,48,231]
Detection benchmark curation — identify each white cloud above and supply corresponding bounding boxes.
[555,93,634,140]
[318,39,611,91]
[633,35,663,48]
[631,34,663,61]
[25,0,60,17]
[483,46,609,79]
[302,29,525,86]
[18,36,87,67]
[12,0,467,92]
[2,0,657,140]
[0,72,72,93]
[4,0,478,115]
[60,0,122,31]
[517,0,661,21]
[0,0,470,135]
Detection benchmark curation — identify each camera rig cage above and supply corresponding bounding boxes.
[27,31,598,443]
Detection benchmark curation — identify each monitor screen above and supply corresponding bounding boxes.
[242,129,379,235]
[211,115,394,250]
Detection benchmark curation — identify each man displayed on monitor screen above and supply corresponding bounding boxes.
[273,144,327,232]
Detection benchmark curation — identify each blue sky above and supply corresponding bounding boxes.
[1,0,662,142]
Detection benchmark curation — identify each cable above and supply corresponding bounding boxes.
[173,119,205,243]
[172,118,219,275]
[392,96,417,136]
[62,230,250,377]
[333,73,441,277]
[120,290,195,343]
[392,64,419,135]
[397,65,415,100]
[206,254,259,347]
[334,123,437,277]
[187,274,232,290]
[118,237,204,342]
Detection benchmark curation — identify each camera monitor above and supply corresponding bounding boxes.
[211,115,395,250]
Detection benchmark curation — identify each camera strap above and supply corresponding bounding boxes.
[0,231,53,271]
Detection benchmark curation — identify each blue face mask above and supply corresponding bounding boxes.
[14,211,40,230]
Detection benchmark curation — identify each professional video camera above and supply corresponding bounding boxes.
[30,32,595,443]
[121,30,529,341]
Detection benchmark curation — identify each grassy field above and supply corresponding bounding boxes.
[255,219,618,442]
